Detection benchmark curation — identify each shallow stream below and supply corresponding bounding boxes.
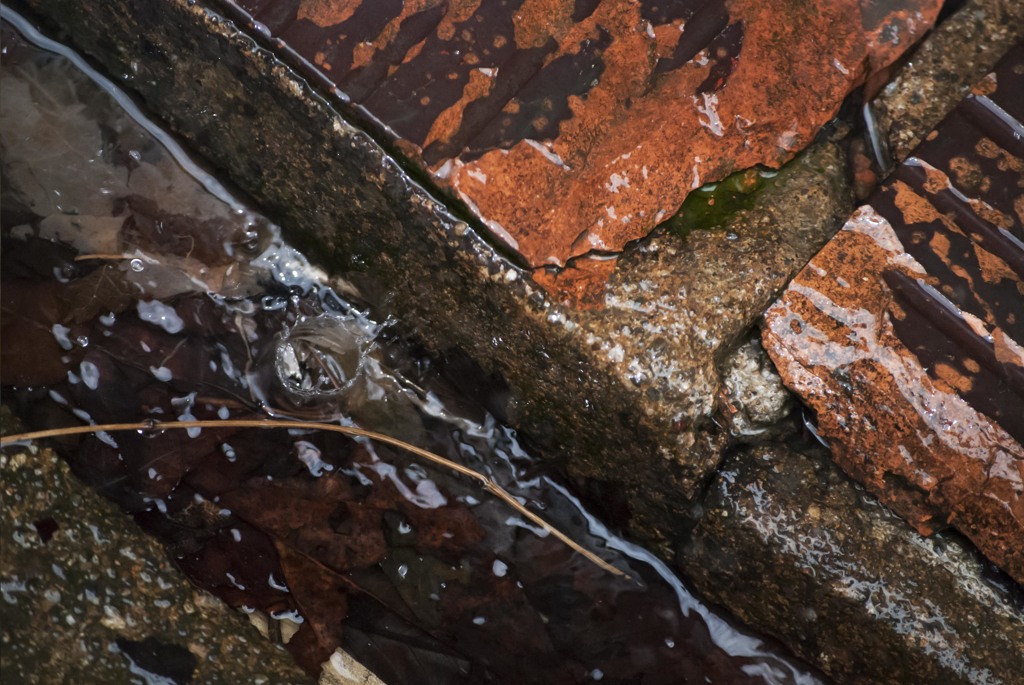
[1,9,824,684]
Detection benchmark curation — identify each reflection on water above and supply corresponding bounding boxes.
[0,9,823,684]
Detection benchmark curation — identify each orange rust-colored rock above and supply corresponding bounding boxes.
[230,0,940,295]
[530,255,618,310]
[763,44,1024,583]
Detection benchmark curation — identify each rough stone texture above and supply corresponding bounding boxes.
[763,44,1024,582]
[680,444,1024,685]
[873,0,1024,162]
[320,650,386,685]
[25,0,850,550]
[21,1,1022,681]
[225,0,940,290]
[0,409,313,685]
[718,334,795,441]
[559,141,851,534]
[21,0,672,542]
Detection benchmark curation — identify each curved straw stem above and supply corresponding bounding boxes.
[1,419,626,578]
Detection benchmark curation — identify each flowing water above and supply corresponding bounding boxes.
[0,9,824,683]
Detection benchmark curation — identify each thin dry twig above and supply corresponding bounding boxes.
[74,253,134,261]
[1,419,626,578]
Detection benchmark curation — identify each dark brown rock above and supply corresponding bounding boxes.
[763,44,1024,582]
[226,0,939,288]
[680,444,1024,685]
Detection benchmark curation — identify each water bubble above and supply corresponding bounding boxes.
[137,300,184,334]
[261,295,287,311]
[404,464,428,481]
[96,431,118,448]
[296,441,333,477]
[410,478,447,509]
[79,361,100,389]
[225,573,246,590]
[177,408,200,437]
[130,258,144,272]
[275,315,368,400]
[150,366,173,382]
[250,20,271,38]
[51,324,73,350]
[270,609,304,624]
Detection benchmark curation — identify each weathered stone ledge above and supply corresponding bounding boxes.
[680,444,1024,685]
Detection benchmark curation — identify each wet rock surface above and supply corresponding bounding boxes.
[0,22,825,683]
[763,43,1024,582]
[873,0,1024,162]
[718,335,795,442]
[553,140,850,526]
[680,444,1024,685]
[16,0,1024,682]
[224,0,940,292]
[0,409,312,685]
[24,0,852,548]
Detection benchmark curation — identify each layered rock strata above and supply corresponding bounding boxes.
[764,43,1024,582]
[225,0,940,302]
[681,444,1024,685]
